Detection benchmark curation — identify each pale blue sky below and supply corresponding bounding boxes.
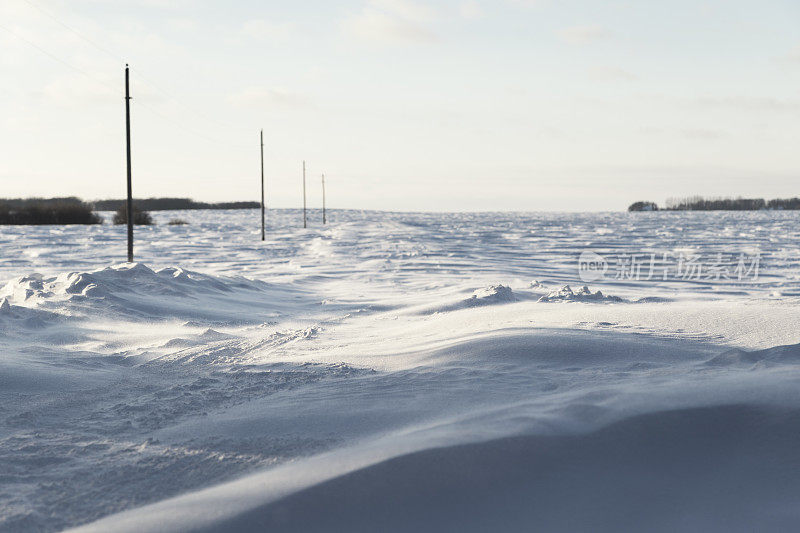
[1,0,798,211]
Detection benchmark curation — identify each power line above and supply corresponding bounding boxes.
[129,66,252,135]
[135,99,251,149]
[0,21,116,94]
[0,22,249,148]
[21,0,123,64]
[20,0,251,134]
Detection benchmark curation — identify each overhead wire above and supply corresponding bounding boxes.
[0,20,114,91]
[9,0,253,147]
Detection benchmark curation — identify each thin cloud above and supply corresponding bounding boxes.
[342,0,437,44]
[557,25,612,45]
[690,96,800,113]
[372,0,434,22]
[680,128,724,140]
[227,87,310,109]
[240,19,294,41]
[588,66,637,82]
[460,1,483,20]
[508,0,549,7]
[80,0,193,8]
[39,74,117,106]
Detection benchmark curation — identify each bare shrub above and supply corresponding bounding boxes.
[113,205,153,225]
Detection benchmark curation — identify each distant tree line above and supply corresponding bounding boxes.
[0,196,260,225]
[0,197,86,208]
[665,196,767,211]
[629,196,800,212]
[765,198,800,210]
[0,198,101,225]
[92,198,259,211]
[0,196,258,225]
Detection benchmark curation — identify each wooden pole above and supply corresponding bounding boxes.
[260,129,265,241]
[302,160,307,229]
[125,64,133,263]
[322,174,326,224]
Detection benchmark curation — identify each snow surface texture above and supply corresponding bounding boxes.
[2,209,800,532]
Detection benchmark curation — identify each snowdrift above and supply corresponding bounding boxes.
[69,403,800,533]
[0,263,314,323]
[193,405,800,533]
[5,210,800,532]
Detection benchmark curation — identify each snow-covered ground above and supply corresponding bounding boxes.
[2,209,800,532]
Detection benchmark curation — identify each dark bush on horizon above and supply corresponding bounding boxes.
[94,197,259,211]
[628,201,659,212]
[0,199,101,225]
[113,205,153,225]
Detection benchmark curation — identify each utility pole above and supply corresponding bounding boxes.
[125,64,134,263]
[260,129,265,241]
[322,174,326,224]
[302,160,307,229]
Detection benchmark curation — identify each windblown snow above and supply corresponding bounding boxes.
[2,209,800,532]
